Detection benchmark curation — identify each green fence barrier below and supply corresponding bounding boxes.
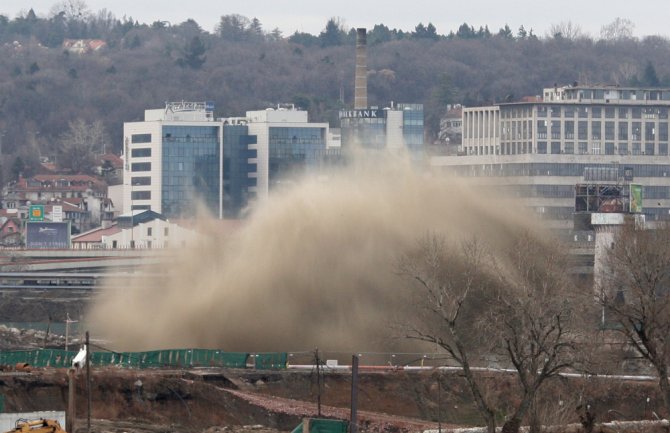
[291,418,348,433]
[255,352,288,370]
[0,348,256,369]
[0,349,291,370]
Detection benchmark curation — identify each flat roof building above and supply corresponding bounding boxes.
[432,84,670,230]
[123,103,338,219]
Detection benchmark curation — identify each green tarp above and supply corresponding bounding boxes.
[291,418,349,433]
[0,349,285,370]
[255,352,288,370]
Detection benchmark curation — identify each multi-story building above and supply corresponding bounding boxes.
[243,106,337,200]
[123,102,337,219]
[123,101,224,218]
[432,84,670,231]
[339,103,424,153]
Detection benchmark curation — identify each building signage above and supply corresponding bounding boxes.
[630,184,643,213]
[52,205,63,222]
[339,109,386,119]
[26,222,71,249]
[29,205,44,222]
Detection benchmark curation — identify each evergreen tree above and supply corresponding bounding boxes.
[643,61,660,87]
[178,35,207,69]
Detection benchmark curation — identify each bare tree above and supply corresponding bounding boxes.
[600,18,635,41]
[398,232,587,433]
[547,21,586,40]
[600,221,670,417]
[58,118,107,174]
[399,235,497,433]
[488,233,586,433]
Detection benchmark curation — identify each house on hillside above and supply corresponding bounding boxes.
[0,214,22,246]
[62,39,107,54]
[2,175,111,232]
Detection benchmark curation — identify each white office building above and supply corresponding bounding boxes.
[433,84,670,230]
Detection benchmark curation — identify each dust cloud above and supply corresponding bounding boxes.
[89,153,542,352]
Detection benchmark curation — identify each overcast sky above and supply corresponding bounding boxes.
[5,0,669,38]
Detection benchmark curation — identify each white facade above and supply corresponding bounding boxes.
[434,85,670,227]
[243,107,330,201]
[123,103,223,218]
[102,217,198,249]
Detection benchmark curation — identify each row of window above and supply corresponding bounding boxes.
[446,163,670,178]
[501,106,670,119]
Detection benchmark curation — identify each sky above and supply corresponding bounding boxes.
[5,0,670,38]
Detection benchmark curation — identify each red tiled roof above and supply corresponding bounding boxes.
[45,203,85,213]
[99,153,123,168]
[72,225,121,243]
[32,174,103,184]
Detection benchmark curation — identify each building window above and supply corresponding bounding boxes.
[131,148,152,157]
[131,134,152,143]
[551,142,561,154]
[605,122,615,140]
[619,123,628,140]
[164,227,169,236]
[132,177,151,186]
[578,121,588,139]
[605,142,615,155]
[131,191,151,200]
[131,162,151,172]
[645,122,656,140]
[565,142,574,154]
[147,227,152,236]
[537,141,547,154]
[632,122,642,140]
[646,142,655,155]
[579,142,588,154]
[591,121,601,140]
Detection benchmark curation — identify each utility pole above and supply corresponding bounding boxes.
[66,368,75,433]
[315,348,322,417]
[350,355,359,433]
[85,331,91,433]
[65,313,78,352]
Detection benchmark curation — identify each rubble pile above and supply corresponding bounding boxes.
[0,324,67,350]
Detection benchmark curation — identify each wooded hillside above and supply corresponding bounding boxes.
[1,5,669,181]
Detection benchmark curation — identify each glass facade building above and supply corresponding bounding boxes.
[268,126,327,187]
[223,124,257,218]
[339,104,424,153]
[160,125,220,217]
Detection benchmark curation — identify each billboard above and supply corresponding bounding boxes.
[630,184,643,213]
[52,205,63,222]
[26,222,71,249]
[29,205,44,221]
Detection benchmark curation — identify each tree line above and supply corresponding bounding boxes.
[0,2,669,182]
[398,221,670,433]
